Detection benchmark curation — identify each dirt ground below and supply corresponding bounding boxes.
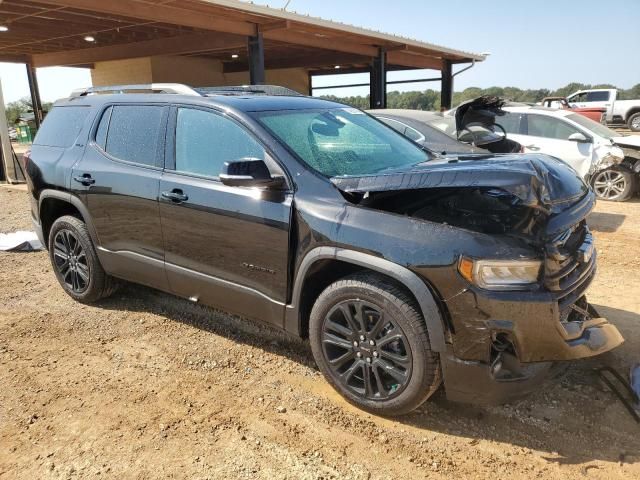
[0,186,638,480]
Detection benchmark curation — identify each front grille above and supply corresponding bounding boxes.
[544,221,596,310]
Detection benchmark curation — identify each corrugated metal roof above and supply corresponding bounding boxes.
[202,0,486,62]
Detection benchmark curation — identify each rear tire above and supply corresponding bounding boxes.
[309,272,441,416]
[591,167,636,202]
[48,215,118,303]
[627,112,640,132]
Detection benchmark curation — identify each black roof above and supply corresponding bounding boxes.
[58,89,346,113]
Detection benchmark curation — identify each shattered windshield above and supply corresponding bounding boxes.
[254,108,431,177]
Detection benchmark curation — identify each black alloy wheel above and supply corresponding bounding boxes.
[48,215,118,302]
[321,299,413,400]
[52,229,90,293]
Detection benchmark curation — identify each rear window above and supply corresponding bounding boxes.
[103,105,166,167]
[33,106,90,148]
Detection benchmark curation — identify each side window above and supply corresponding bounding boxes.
[403,125,424,142]
[569,92,587,103]
[526,114,579,140]
[378,117,407,134]
[378,117,425,142]
[94,106,112,149]
[175,108,265,178]
[33,106,90,148]
[494,112,522,134]
[586,91,610,102]
[104,105,166,167]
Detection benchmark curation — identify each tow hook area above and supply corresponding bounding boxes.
[490,333,526,382]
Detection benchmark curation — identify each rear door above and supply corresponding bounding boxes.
[72,103,169,290]
[520,113,593,178]
[159,105,292,327]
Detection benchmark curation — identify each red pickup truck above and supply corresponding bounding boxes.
[541,96,606,123]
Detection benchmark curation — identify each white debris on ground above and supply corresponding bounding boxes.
[0,231,43,251]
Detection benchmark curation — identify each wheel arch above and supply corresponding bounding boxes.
[39,190,99,247]
[285,247,447,352]
[625,107,640,122]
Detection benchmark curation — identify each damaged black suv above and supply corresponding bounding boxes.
[24,84,623,415]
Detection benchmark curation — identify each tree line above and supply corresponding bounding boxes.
[320,82,640,111]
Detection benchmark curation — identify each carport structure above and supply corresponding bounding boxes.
[0,0,485,126]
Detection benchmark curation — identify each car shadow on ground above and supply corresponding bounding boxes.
[95,283,640,467]
[588,211,626,232]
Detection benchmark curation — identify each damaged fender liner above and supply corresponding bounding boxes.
[331,155,589,216]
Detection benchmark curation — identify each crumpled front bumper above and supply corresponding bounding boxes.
[439,287,624,405]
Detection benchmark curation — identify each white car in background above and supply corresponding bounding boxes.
[492,107,640,201]
[431,103,638,201]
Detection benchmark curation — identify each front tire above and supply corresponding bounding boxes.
[309,273,441,416]
[591,167,636,202]
[48,215,117,303]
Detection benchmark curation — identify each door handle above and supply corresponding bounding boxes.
[526,145,540,151]
[73,174,95,186]
[161,189,188,203]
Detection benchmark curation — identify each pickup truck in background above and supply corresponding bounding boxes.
[541,96,606,123]
[567,89,640,132]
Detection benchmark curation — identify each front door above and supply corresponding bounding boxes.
[512,113,593,179]
[159,106,292,327]
[72,103,169,290]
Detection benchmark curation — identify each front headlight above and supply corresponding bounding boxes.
[458,257,542,291]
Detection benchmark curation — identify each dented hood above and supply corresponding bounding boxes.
[331,153,590,215]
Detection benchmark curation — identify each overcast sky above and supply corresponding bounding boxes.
[0,0,638,102]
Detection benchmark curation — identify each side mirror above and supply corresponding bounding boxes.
[568,132,591,143]
[220,158,285,189]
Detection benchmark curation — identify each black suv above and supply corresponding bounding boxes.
[24,84,623,415]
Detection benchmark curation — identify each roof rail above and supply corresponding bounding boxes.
[195,85,303,97]
[69,83,200,98]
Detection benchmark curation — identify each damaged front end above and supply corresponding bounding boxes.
[332,153,624,404]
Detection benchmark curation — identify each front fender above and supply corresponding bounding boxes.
[285,246,447,352]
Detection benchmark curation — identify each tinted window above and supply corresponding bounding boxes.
[175,108,265,178]
[526,114,580,140]
[33,106,90,148]
[105,105,165,167]
[379,117,407,134]
[586,91,610,102]
[94,106,112,149]
[494,112,522,134]
[378,117,425,142]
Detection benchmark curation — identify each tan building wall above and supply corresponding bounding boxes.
[90,57,153,86]
[90,56,310,94]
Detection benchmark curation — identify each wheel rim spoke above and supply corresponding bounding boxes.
[376,358,408,383]
[325,318,353,338]
[328,350,355,368]
[53,229,88,294]
[322,332,353,350]
[362,363,374,397]
[379,349,410,366]
[372,364,388,398]
[338,304,361,334]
